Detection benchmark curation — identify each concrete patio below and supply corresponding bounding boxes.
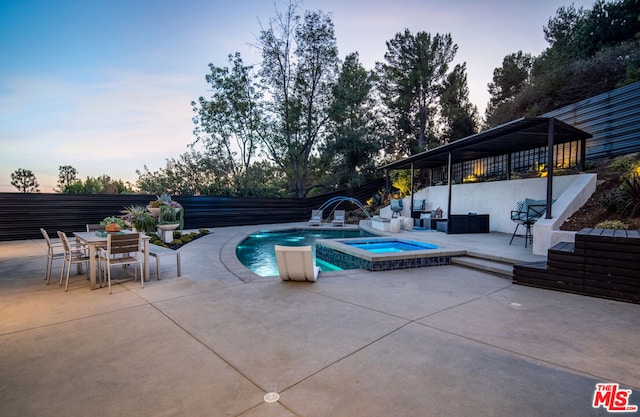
[1,223,639,416]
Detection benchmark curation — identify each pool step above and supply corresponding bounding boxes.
[451,255,514,278]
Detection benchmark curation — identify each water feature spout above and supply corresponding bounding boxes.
[317,196,372,220]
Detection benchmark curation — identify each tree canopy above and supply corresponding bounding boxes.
[127,0,635,198]
[257,4,340,197]
[376,30,459,155]
[319,52,383,190]
[10,168,39,193]
[191,52,265,195]
[485,0,640,126]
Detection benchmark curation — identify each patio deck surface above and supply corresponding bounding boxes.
[1,223,639,416]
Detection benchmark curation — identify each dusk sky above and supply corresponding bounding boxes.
[0,0,596,192]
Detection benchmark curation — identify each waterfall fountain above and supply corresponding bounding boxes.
[315,196,372,220]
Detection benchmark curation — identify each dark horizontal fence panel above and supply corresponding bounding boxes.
[0,193,155,241]
[0,179,384,241]
[177,196,309,229]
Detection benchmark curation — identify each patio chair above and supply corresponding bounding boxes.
[309,209,323,226]
[57,231,92,291]
[509,198,548,247]
[274,245,320,282]
[40,228,65,285]
[332,210,345,227]
[390,199,403,217]
[98,233,145,294]
[86,224,108,253]
[411,198,426,222]
[86,224,102,232]
[412,199,425,212]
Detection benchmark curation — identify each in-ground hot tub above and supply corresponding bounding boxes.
[346,239,438,253]
[316,237,465,271]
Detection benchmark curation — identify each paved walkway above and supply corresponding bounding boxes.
[1,224,639,416]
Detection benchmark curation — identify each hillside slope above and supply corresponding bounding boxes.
[561,158,640,231]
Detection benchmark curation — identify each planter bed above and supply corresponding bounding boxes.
[513,228,640,304]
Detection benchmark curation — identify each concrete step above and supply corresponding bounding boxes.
[451,256,514,278]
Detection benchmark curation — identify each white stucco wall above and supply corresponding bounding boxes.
[383,173,597,255]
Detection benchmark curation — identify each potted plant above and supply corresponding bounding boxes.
[156,205,180,231]
[121,205,156,233]
[147,193,183,230]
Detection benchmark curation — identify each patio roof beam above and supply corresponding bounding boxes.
[379,117,592,172]
[378,117,592,228]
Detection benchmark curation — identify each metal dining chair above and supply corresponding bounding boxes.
[57,231,92,291]
[40,228,65,285]
[86,224,102,232]
[98,233,145,294]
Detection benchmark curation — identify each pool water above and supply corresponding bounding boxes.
[236,229,362,277]
[346,240,438,253]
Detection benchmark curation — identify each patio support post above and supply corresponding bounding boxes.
[384,169,391,202]
[410,162,414,212]
[447,152,452,219]
[580,137,586,171]
[546,118,554,219]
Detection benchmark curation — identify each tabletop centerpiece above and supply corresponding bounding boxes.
[100,216,126,233]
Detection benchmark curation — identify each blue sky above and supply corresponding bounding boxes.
[0,0,596,192]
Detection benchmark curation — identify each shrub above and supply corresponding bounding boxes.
[607,153,640,172]
[199,228,210,235]
[595,220,629,230]
[149,235,163,246]
[619,167,640,217]
[180,235,193,244]
[599,188,628,212]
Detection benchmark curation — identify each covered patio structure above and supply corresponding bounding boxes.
[380,117,594,254]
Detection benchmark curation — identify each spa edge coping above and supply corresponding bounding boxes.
[315,237,466,263]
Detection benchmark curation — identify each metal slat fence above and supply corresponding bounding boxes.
[544,81,640,160]
[0,178,385,241]
[0,194,308,241]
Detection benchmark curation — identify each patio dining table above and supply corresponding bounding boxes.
[73,231,150,290]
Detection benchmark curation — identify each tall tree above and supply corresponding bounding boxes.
[543,0,640,62]
[484,0,640,128]
[322,53,382,189]
[56,165,78,193]
[257,3,339,197]
[376,30,457,155]
[191,52,264,194]
[10,168,40,193]
[533,0,640,107]
[484,51,533,127]
[440,63,478,142]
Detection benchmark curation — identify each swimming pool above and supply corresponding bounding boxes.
[236,228,367,277]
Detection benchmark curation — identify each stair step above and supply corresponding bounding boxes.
[451,256,514,277]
